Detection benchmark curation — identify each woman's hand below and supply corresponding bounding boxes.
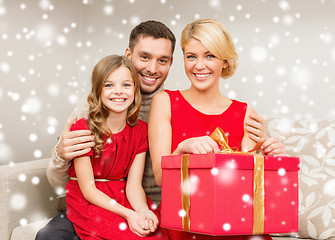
[260,137,286,156]
[126,210,151,237]
[174,136,220,155]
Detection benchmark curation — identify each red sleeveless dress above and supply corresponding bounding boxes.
[66,118,168,240]
[168,90,247,152]
[164,90,272,240]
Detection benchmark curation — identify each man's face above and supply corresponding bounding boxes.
[125,36,173,94]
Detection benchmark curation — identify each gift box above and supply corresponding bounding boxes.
[160,153,300,235]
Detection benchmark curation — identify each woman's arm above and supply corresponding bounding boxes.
[73,156,150,236]
[126,152,158,232]
[148,92,173,187]
[148,92,220,186]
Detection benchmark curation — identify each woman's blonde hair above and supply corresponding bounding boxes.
[87,55,141,156]
[180,19,239,79]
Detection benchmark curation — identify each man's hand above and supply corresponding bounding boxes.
[246,113,268,143]
[57,117,95,162]
[260,137,286,156]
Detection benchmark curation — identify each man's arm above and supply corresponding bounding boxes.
[47,94,94,189]
[245,112,268,143]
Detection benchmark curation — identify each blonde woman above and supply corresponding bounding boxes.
[149,19,285,240]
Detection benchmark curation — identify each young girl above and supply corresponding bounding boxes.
[149,19,285,240]
[66,55,168,239]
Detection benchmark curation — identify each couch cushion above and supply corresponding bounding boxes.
[10,218,50,240]
[265,116,335,239]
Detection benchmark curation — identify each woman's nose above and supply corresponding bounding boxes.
[195,58,205,70]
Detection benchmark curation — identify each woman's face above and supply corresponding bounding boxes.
[183,38,227,91]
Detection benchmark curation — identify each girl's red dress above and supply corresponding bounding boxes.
[66,118,168,240]
[164,90,272,240]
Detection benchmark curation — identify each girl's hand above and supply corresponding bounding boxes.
[126,211,151,237]
[138,209,159,232]
[175,136,220,155]
[260,137,286,156]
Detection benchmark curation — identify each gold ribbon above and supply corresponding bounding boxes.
[252,154,265,234]
[181,154,191,231]
[210,127,265,234]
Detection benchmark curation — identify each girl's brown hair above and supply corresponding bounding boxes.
[87,55,141,156]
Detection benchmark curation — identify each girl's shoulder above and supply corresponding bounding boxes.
[134,119,147,132]
[70,117,89,132]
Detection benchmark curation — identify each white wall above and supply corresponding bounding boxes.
[1,0,334,164]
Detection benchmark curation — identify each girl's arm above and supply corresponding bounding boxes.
[73,156,150,236]
[126,151,158,232]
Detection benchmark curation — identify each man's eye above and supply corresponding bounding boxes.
[159,59,167,64]
[141,56,148,60]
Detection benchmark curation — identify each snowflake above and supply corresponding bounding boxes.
[10,193,27,210]
[119,222,127,231]
[103,5,114,15]
[222,223,231,231]
[278,168,286,176]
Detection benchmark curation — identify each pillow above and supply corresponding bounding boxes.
[264,116,335,239]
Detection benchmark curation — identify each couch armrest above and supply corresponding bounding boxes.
[0,158,59,240]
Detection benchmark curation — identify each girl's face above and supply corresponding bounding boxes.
[101,66,135,115]
[183,38,227,91]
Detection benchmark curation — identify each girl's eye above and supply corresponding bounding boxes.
[105,84,112,87]
[124,83,131,87]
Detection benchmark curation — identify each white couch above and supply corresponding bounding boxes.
[1,116,335,240]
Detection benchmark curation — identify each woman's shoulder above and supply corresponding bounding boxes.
[152,90,171,105]
[231,99,248,110]
[70,117,89,131]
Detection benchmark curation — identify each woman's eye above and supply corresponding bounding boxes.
[207,55,215,59]
[186,55,195,59]
[105,84,112,87]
